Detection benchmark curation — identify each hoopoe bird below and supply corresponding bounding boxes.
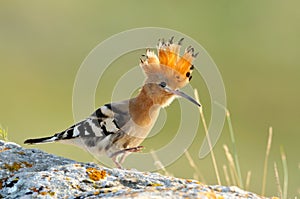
[24,37,200,168]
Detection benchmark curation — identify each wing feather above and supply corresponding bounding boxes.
[57,101,131,141]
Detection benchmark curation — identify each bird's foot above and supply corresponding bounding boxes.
[111,146,144,168]
[111,146,144,158]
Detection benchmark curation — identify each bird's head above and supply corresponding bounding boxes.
[140,37,200,107]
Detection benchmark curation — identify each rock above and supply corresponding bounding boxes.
[0,140,269,199]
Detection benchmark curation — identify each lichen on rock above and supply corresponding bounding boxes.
[0,140,268,198]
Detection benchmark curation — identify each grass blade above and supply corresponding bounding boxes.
[0,125,8,141]
[194,89,221,185]
[222,165,231,186]
[184,150,206,183]
[223,144,238,185]
[281,147,288,199]
[150,150,172,176]
[214,102,243,187]
[245,170,252,191]
[262,126,273,195]
[274,162,283,198]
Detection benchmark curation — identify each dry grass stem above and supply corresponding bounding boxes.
[274,162,283,198]
[0,125,8,141]
[280,148,288,199]
[245,171,252,191]
[223,144,239,185]
[225,110,243,187]
[214,102,243,187]
[222,165,231,186]
[194,89,221,185]
[262,126,273,196]
[184,150,206,183]
[150,150,172,176]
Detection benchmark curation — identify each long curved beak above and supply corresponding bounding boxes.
[165,88,201,107]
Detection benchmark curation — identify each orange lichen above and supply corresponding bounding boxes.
[30,187,39,193]
[23,162,33,168]
[4,162,22,172]
[86,168,106,181]
[204,192,217,199]
[4,161,33,172]
[30,186,55,196]
[193,180,202,184]
[40,192,47,196]
[0,147,10,153]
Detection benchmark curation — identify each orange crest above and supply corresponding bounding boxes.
[140,37,198,87]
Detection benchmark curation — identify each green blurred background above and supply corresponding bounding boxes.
[0,0,299,197]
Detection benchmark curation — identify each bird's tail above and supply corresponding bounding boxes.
[24,135,58,144]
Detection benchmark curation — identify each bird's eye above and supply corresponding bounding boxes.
[159,82,167,88]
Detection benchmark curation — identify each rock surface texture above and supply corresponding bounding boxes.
[0,141,269,199]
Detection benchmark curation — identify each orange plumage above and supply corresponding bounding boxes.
[141,37,198,90]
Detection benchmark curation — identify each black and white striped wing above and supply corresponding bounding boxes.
[56,101,131,140]
[24,101,131,145]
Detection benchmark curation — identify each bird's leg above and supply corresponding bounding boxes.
[112,156,123,169]
[110,146,144,168]
[111,146,144,158]
[119,152,129,165]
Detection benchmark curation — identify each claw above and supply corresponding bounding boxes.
[111,146,144,158]
[111,146,144,168]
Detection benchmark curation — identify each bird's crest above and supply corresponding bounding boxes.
[140,37,198,88]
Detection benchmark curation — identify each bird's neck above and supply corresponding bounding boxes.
[129,85,173,127]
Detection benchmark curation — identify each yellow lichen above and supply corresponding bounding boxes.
[149,183,162,187]
[49,192,55,196]
[204,192,217,199]
[4,162,22,172]
[86,168,106,181]
[4,161,32,172]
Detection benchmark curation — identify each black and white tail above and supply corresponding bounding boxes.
[24,135,59,144]
[24,124,77,145]
[24,104,120,145]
